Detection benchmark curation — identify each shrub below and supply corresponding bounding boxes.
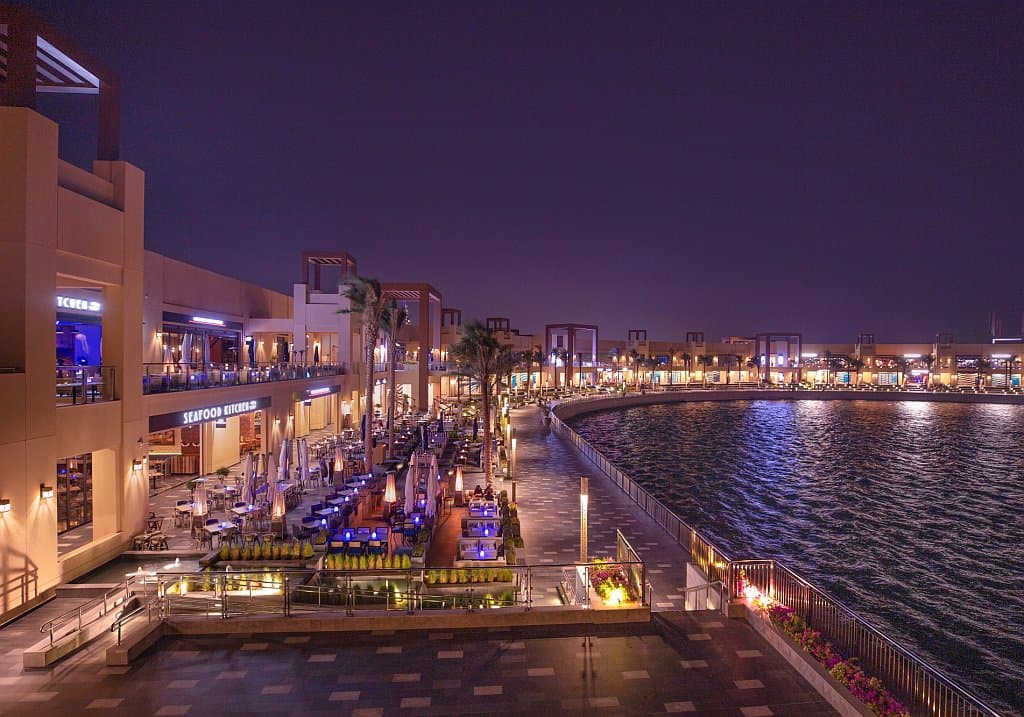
[401,554,411,569]
[301,541,314,559]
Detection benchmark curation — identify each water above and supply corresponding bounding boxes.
[72,556,199,584]
[569,399,1024,715]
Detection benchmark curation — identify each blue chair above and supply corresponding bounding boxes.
[347,542,364,557]
[367,539,385,556]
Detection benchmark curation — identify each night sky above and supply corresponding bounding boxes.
[21,1,1024,343]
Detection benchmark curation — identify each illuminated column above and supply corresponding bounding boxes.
[579,476,588,563]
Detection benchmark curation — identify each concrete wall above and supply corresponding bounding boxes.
[0,107,147,621]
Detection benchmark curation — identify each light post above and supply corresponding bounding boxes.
[579,475,588,563]
[510,431,517,480]
[578,352,583,391]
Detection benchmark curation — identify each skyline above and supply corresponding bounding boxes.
[20,0,1024,342]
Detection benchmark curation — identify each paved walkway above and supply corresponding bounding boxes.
[511,406,697,609]
[0,406,840,716]
[0,620,836,716]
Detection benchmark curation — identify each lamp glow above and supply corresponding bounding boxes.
[0,499,10,513]
[383,473,396,504]
[40,484,54,500]
[191,315,225,326]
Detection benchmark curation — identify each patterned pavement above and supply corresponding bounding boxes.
[0,407,839,716]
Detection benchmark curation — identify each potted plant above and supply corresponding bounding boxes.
[215,466,230,479]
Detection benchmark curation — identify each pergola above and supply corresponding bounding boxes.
[1,5,120,159]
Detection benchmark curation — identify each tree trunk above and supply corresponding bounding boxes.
[387,340,397,460]
[364,328,376,476]
[482,377,493,487]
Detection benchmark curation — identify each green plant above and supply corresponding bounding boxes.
[215,466,230,478]
[401,554,411,569]
[301,541,314,559]
[412,543,426,558]
[504,547,516,565]
[219,544,229,561]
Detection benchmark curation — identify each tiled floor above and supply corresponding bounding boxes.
[0,406,841,716]
[0,620,835,716]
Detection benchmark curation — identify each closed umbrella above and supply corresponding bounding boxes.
[243,454,253,485]
[241,470,253,506]
[300,438,310,486]
[424,462,436,518]
[265,453,277,500]
[313,344,320,364]
[193,481,208,517]
[404,461,417,514]
[279,439,289,482]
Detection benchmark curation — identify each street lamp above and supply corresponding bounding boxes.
[579,476,588,563]
[578,352,583,391]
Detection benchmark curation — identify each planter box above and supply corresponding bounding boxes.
[745,607,873,717]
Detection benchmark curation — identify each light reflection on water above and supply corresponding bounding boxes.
[570,399,1024,714]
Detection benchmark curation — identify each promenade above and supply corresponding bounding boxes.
[0,405,839,716]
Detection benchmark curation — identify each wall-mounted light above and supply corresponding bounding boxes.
[132,459,144,472]
[0,499,10,513]
[40,484,54,500]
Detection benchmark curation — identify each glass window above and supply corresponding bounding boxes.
[56,453,93,534]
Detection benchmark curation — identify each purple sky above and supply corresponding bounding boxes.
[23,1,1024,342]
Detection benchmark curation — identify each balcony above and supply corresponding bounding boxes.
[56,365,117,406]
[142,362,345,395]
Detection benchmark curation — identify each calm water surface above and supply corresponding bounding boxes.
[569,400,1024,714]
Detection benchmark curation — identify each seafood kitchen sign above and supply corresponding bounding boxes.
[149,396,272,431]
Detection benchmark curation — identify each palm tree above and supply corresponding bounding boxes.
[450,320,511,487]
[698,354,713,388]
[976,356,990,389]
[382,300,409,460]
[340,275,390,476]
[524,345,544,397]
[895,357,910,388]
[681,352,692,384]
[846,355,865,386]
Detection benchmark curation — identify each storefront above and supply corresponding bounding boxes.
[147,396,271,479]
[160,311,242,367]
[292,384,340,437]
[56,293,103,366]
[56,453,93,534]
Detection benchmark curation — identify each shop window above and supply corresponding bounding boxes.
[56,453,93,533]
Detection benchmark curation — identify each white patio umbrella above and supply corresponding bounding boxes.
[266,453,277,500]
[425,453,439,517]
[240,470,253,506]
[300,438,310,486]
[404,460,417,514]
[279,439,290,481]
[243,453,253,484]
[193,481,208,517]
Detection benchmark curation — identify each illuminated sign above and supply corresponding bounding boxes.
[57,295,101,313]
[148,396,271,432]
[292,385,340,402]
[191,316,225,326]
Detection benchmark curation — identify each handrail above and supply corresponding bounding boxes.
[108,600,157,646]
[39,574,144,647]
[141,362,346,395]
[548,393,1003,717]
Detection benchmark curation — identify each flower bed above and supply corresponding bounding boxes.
[764,602,909,717]
[588,558,638,606]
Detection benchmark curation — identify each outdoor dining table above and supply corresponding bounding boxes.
[315,506,337,518]
[230,505,256,517]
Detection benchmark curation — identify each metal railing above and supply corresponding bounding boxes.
[109,599,160,645]
[732,560,1000,717]
[154,561,648,620]
[39,573,152,647]
[142,362,345,395]
[56,365,116,405]
[548,393,1002,717]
